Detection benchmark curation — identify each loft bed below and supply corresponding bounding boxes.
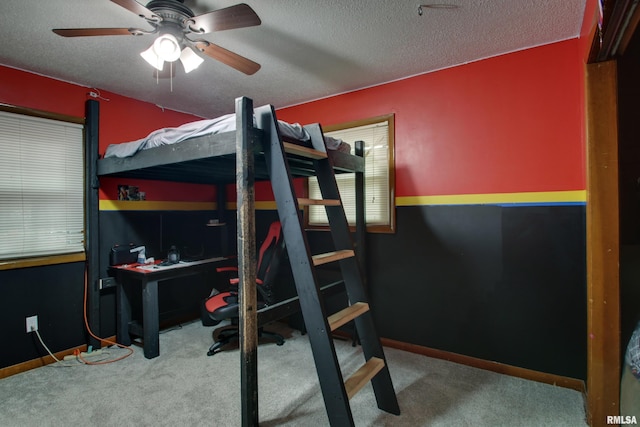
[86,96,366,425]
[97,103,362,184]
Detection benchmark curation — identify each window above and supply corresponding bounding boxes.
[307,114,395,233]
[0,108,85,262]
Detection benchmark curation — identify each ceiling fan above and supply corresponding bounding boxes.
[53,0,261,76]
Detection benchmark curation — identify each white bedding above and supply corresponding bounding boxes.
[104,114,350,158]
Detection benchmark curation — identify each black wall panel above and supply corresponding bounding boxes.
[365,205,587,380]
[1,262,85,367]
[2,204,587,381]
[96,209,284,337]
[97,210,234,337]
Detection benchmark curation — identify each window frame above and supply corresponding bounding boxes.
[304,113,396,234]
[0,105,86,270]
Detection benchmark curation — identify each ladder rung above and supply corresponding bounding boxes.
[297,198,341,206]
[312,249,354,266]
[283,142,328,159]
[345,357,385,400]
[328,302,369,331]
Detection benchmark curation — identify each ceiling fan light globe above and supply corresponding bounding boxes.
[153,34,181,62]
[140,45,164,71]
[180,47,204,73]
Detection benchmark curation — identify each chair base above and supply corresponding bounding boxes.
[207,326,285,356]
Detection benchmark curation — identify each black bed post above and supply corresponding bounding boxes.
[354,140,366,283]
[85,99,101,348]
[216,184,229,255]
[236,97,258,427]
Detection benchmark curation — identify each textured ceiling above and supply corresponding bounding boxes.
[0,0,587,118]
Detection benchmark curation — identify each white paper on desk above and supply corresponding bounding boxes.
[136,258,225,271]
[136,261,191,271]
[136,265,161,271]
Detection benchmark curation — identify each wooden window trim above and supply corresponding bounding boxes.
[304,114,396,234]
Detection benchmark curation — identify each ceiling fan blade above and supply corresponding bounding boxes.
[52,28,139,37]
[110,0,158,21]
[195,42,260,75]
[189,4,261,34]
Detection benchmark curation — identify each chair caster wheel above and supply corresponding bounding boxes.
[276,341,284,346]
[207,350,216,356]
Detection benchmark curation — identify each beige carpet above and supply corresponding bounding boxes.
[0,320,587,426]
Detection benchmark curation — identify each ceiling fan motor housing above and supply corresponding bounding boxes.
[147,0,194,25]
[146,0,197,45]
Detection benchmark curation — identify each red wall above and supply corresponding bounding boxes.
[277,39,586,200]
[0,65,215,203]
[2,37,587,204]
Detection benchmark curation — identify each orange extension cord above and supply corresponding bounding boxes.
[77,267,134,365]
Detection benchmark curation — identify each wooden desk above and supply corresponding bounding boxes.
[110,257,227,359]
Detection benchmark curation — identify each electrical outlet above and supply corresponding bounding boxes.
[26,315,38,333]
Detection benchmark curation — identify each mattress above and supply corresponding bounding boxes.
[104,114,350,159]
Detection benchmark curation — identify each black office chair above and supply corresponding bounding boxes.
[202,221,286,356]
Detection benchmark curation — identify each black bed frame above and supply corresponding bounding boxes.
[96,113,363,184]
[85,97,366,425]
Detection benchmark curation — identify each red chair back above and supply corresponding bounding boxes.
[256,221,282,282]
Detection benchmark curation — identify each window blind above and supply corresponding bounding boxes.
[308,120,390,226]
[0,111,84,260]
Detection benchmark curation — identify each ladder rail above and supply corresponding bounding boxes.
[254,104,399,426]
[305,123,401,416]
[256,105,356,426]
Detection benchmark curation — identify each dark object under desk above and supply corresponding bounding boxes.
[110,257,227,359]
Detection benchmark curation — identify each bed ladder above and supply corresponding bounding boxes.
[256,105,400,426]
